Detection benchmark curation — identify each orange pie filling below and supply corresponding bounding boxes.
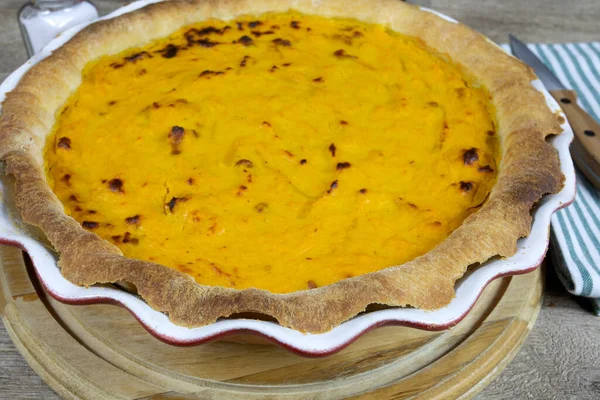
[44,12,499,293]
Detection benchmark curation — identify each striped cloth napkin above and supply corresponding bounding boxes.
[503,42,600,314]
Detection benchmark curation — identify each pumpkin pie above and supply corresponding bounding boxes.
[0,0,564,333]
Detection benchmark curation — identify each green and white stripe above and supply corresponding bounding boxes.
[503,42,600,314]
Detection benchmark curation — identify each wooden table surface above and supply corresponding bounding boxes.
[1,1,599,398]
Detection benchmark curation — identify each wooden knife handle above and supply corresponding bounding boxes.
[550,89,600,187]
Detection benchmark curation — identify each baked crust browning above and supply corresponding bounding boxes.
[0,0,564,333]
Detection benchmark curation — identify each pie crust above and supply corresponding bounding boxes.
[0,0,564,333]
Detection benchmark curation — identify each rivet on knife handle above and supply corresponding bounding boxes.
[550,89,600,187]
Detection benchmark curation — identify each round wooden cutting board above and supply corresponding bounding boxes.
[0,245,543,399]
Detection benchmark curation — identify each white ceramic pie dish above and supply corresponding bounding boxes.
[0,0,576,356]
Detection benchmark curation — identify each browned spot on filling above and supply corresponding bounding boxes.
[125,215,140,225]
[300,159,307,165]
[156,44,179,58]
[336,162,351,170]
[82,221,99,229]
[282,62,292,67]
[69,195,78,202]
[187,177,195,185]
[248,21,262,28]
[433,221,442,227]
[124,51,152,63]
[189,37,221,48]
[166,196,187,213]
[199,70,224,78]
[262,121,272,127]
[236,22,243,30]
[359,188,368,194]
[463,148,479,165]
[182,27,229,50]
[108,100,117,106]
[459,181,474,192]
[235,159,253,168]
[328,143,337,157]
[307,280,317,289]
[61,174,71,186]
[107,178,123,193]
[168,99,188,107]
[87,210,97,214]
[270,65,279,73]
[169,126,185,155]
[290,21,300,29]
[251,30,274,37]
[122,231,139,244]
[487,130,495,136]
[313,77,324,83]
[478,165,494,173]
[237,35,253,46]
[255,202,268,213]
[334,49,357,59]
[57,137,71,149]
[240,55,250,67]
[237,185,248,196]
[408,203,418,209]
[327,180,339,194]
[272,38,291,47]
[340,120,348,125]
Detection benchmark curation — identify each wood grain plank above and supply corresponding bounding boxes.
[1,247,37,300]
[0,320,59,400]
[3,299,166,400]
[428,0,600,43]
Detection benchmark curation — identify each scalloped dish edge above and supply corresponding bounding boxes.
[0,0,575,356]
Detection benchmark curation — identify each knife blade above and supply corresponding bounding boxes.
[509,35,566,92]
[509,35,600,188]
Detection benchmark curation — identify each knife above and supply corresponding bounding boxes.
[509,35,600,188]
